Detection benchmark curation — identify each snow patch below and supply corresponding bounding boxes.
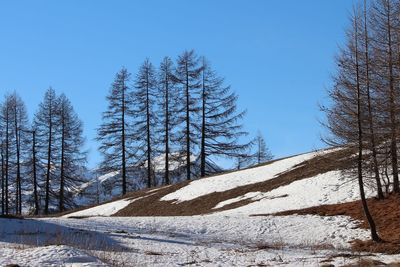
[161,150,325,203]
[0,245,108,267]
[215,170,374,216]
[64,198,136,218]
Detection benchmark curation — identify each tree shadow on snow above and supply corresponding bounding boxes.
[0,218,128,252]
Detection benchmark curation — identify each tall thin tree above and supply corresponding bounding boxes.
[34,88,59,214]
[353,10,381,242]
[199,58,250,177]
[97,68,133,195]
[158,57,179,185]
[58,94,87,212]
[132,60,158,188]
[362,0,384,199]
[175,50,202,180]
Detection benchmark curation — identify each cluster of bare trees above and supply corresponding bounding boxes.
[97,50,257,195]
[0,89,86,215]
[0,50,271,214]
[324,0,400,242]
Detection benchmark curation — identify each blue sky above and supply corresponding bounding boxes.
[0,1,353,167]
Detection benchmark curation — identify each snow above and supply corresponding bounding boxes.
[1,215,399,266]
[213,192,263,209]
[98,171,120,183]
[161,150,326,203]
[214,170,374,216]
[0,245,107,267]
[2,147,399,266]
[64,198,136,218]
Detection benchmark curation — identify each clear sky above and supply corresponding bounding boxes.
[0,1,354,168]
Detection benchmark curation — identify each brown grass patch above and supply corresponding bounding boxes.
[261,194,400,254]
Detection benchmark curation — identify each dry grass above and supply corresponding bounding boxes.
[113,148,352,216]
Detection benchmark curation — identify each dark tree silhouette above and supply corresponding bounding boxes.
[175,50,202,180]
[157,57,180,185]
[133,59,158,188]
[199,58,250,177]
[97,68,134,195]
[34,88,60,214]
[57,94,87,212]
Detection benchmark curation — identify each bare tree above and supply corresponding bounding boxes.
[34,88,60,215]
[199,57,250,177]
[132,59,158,188]
[97,68,134,196]
[361,0,384,199]
[57,94,87,212]
[175,50,202,180]
[253,131,273,165]
[0,94,16,215]
[323,5,381,242]
[157,57,180,185]
[354,9,381,242]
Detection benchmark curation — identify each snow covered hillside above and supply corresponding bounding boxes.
[2,147,400,266]
[67,147,359,218]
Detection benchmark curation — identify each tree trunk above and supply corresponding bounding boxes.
[385,2,400,193]
[14,104,22,215]
[146,72,152,188]
[44,106,52,215]
[1,149,4,215]
[59,116,65,212]
[164,71,170,185]
[185,62,191,180]
[355,17,381,242]
[32,131,39,215]
[121,79,127,195]
[200,66,206,177]
[363,0,384,199]
[5,111,9,215]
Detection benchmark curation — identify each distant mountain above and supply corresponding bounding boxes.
[74,154,223,206]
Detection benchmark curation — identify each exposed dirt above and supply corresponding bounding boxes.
[261,194,400,254]
[114,148,352,216]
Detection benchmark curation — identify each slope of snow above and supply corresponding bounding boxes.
[161,150,325,203]
[64,198,136,218]
[48,215,368,249]
[0,245,108,267]
[1,215,399,266]
[215,170,373,216]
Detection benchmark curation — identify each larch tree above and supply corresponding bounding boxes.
[0,94,15,215]
[323,4,381,242]
[10,92,29,215]
[253,131,273,165]
[27,128,40,215]
[97,68,134,195]
[34,88,60,214]
[133,59,158,188]
[353,8,381,242]
[157,56,180,185]
[57,94,87,212]
[360,0,384,199]
[370,0,399,193]
[175,50,202,180]
[0,141,4,215]
[199,58,250,177]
